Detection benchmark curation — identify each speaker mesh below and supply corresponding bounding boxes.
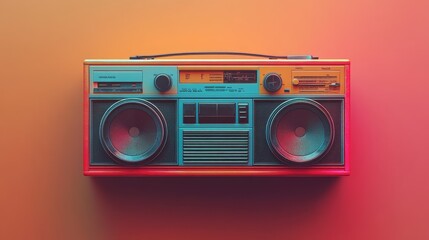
[267,99,335,164]
[100,99,167,164]
[108,108,158,156]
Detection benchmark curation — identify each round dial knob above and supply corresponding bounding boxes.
[154,74,172,92]
[263,73,282,92]
[292,78,300,86]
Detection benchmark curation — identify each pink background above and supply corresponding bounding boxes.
[1,0,429,239]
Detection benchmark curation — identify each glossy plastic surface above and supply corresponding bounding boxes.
[84,59,350,176]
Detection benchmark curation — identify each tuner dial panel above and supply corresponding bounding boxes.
[259,66,345,95]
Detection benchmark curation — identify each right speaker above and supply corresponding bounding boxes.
[254,98,343,166]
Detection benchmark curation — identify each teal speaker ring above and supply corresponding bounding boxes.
[266,98,335,164]
[99,98,167,164]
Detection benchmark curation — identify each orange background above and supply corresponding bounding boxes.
[1,0,429,239]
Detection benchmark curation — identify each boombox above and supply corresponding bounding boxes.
[83,56,350,176]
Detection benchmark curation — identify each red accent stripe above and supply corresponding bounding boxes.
[83,65,90,173]
[84,166,349,177]
[344,63,351,173]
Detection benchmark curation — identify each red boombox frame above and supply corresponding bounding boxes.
[83,59,350,176]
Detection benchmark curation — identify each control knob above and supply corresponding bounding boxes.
[154,74,172,92]
[263,73,282,92]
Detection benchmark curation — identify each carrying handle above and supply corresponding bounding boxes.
[129,52,318,60]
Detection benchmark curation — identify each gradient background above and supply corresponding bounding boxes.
[1,0,429,239]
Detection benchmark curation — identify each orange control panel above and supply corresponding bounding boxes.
[259,66,345,95]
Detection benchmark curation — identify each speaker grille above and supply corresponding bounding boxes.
[182,130,249,165]
[266,99,334,164]
[100,99,167,164]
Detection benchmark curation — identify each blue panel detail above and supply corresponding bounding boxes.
[91,67,143,82]
[89,66,178,97]
[176,70,260,97]
[141,66,178,94]
[177,83,259,97]
[177,99,254,166]
[178,99,253,128]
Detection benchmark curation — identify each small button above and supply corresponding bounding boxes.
[199,103,217,116]
[183,103,196,124]
[218,103,235,115]
[217,103,236,123]
[238,103,248,124]
[199,103,217,123]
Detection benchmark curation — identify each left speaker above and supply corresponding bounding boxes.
[90,99,177,166]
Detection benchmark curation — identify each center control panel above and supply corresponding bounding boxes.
[177,98,254,166]
[181,102,249,124]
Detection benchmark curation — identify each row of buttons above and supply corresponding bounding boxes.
[183,103,249,124]
[238,103,249,123]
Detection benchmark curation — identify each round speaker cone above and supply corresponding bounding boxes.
[99,99,167,164]
[266,99,334,164]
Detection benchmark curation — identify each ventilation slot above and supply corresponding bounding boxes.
[182,130,249,165]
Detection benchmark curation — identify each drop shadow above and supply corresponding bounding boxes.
[89,176,341,238]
